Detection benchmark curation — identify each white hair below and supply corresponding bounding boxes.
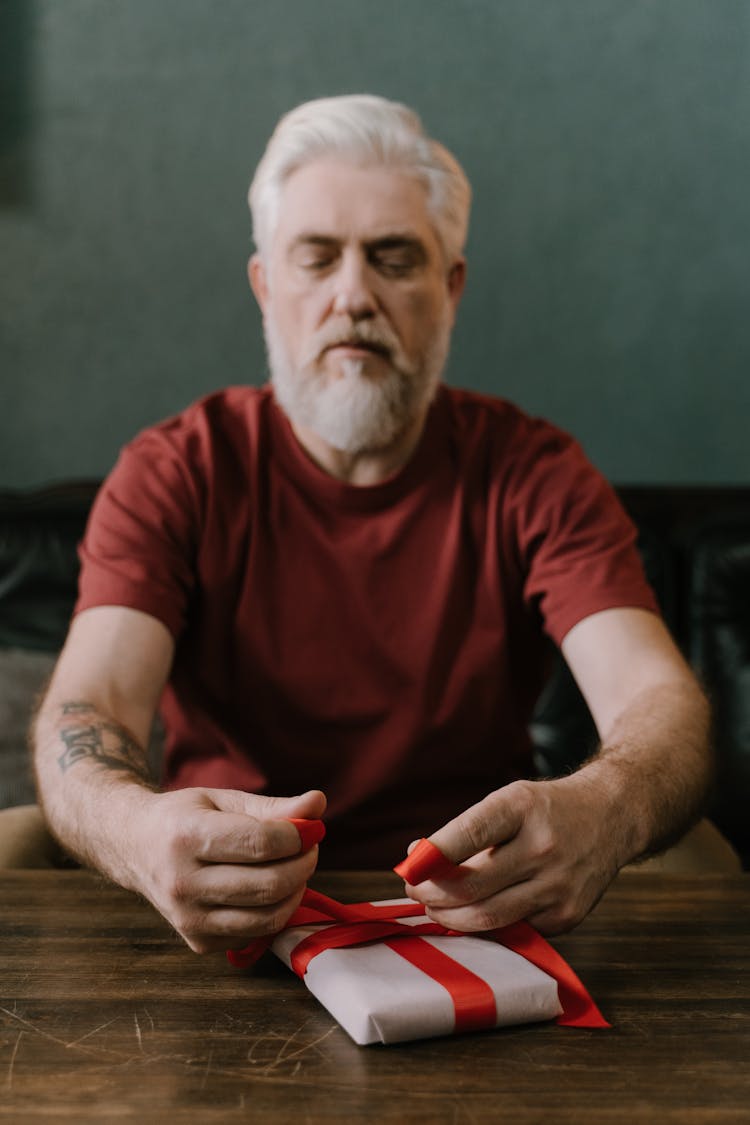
[248,94,471,263]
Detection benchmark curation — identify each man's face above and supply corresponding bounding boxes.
[250,158,465,455]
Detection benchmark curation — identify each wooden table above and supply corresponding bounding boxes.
[1,870,748,1123]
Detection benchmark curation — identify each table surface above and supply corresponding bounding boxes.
[1,870,748,1123]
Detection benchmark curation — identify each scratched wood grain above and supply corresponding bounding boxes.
[1,871,749,1123]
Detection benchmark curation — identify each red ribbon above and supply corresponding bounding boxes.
[287,817,326,851]
[394,838,456,883]
[382,936,498,1034]
[227,888,609,1031]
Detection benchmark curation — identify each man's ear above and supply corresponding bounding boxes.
[447,258,467,319]
[248,253,268,314]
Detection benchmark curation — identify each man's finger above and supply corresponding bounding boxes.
[181,886,309,953]
[195,810,313,864]
[427,785,528,867]
[190,849,319,907]
[423,877,541,934]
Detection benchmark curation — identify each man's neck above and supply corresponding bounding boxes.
[289,410,429,485]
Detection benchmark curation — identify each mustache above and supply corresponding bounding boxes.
[303,320,401,365]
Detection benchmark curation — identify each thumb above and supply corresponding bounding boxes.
[263,789,328,822]
[431,786,524,865]
[395,788,525,885]
[209,788,327,822]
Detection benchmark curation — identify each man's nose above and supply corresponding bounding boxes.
[332,253,378,319]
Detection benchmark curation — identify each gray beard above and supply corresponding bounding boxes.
[265,313,451,456]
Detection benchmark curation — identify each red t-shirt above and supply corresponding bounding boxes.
[76,384,658,867]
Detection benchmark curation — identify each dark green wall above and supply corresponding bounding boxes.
[2,0,749,486]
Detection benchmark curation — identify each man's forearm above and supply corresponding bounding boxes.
[573,677,713,866]
[32,698,158,888]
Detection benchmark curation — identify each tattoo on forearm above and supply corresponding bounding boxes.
[56,702,153,785]
[61,701,100,715]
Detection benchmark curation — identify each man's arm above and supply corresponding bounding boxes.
[400,607,712,935]
[33,605,326,952]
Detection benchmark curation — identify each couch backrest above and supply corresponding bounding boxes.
[0,482,99,652]
[1,482,749,865]
[532,487,750,866]
[689,521,750,863]
[0,483,100,807]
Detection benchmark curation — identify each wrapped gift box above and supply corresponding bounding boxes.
[270,898,563,1045]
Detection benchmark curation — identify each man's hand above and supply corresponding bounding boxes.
[133,787,327,954]
[401,608,712,936]
[32,607,328,954]
[400,774,621,936]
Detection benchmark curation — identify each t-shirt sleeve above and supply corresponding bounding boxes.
[75,430,200,639]
[505,420,660,646]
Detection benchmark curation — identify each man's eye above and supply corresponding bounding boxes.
[374,256,415,276]
[301,257,334,271]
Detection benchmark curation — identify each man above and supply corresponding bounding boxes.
[32,94,713,954]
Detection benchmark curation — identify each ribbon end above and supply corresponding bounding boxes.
[227,934,273,969]
[394,838,455,884]
[287,817,326,851]
[556,1011,611,1029]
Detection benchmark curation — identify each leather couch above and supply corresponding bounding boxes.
[2,481,748,868]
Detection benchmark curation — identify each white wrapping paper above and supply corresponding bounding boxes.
[271,898,562,1045]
